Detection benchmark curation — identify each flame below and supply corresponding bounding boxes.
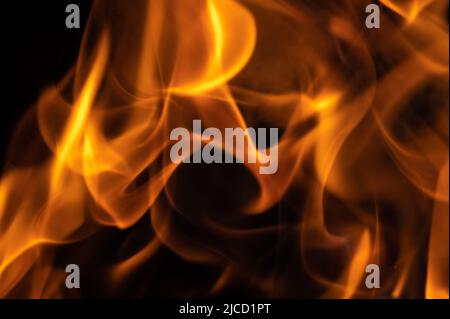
[426,161,449,298]
[0,0,448,298]
[380,0,436,23]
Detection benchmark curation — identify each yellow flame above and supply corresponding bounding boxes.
[51,33,109,192]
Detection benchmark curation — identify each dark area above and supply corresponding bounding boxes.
[0,0,91,163]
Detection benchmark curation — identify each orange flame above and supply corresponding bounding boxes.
[0,0,448,298]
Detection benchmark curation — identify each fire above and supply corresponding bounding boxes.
[0,0,448,298]
[380,0,436,23]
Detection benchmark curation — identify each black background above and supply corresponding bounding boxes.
[1,0,91,162]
